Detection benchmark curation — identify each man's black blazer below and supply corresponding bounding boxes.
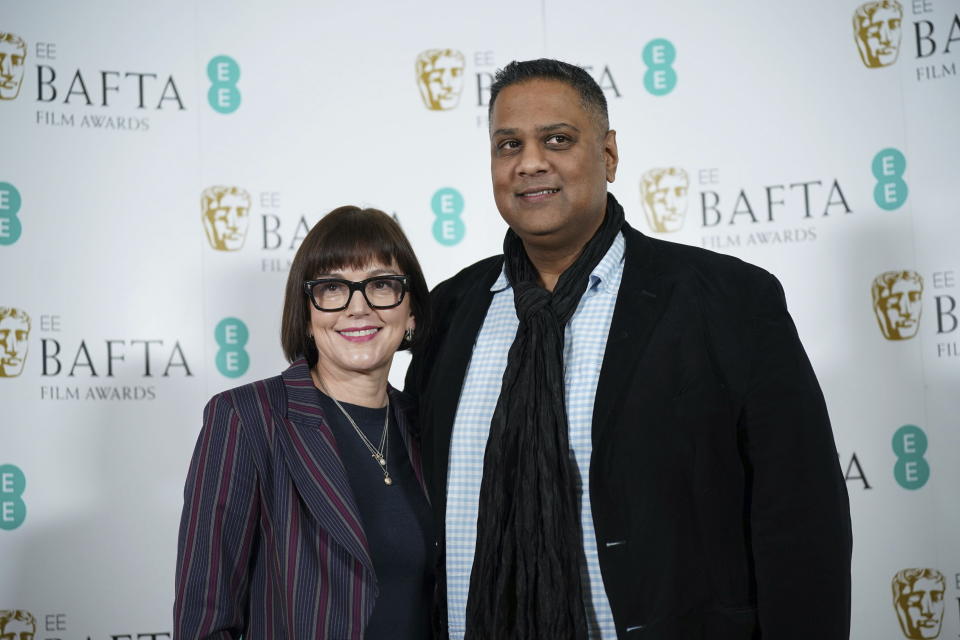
[406,223,852,639]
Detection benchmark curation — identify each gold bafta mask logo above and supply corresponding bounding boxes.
[201,186,251,251]
[416,49,465,111]
[0,33,27,101]
[641,167,689,233]
[0,307,30,378]
[853,0,903,68]
[872,270,923,340]
[892,569,946,639]
[0,610,36,640]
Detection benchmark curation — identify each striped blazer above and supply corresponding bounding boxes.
[174,358,427,639]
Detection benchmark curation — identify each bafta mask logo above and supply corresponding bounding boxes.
[0,610,36,640]
[416,49,465,111]
[0,307,30,378]
[641,168,689,233]
[872,271,923,340]
[0,33,27,101]
[201,186,251,251]
[892,569,946,639]
[853,0,903,68]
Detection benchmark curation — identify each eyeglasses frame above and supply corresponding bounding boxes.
[303,275,410,312]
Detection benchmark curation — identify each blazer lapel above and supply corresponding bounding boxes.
[592,226,673,446]
[275,360,375,574]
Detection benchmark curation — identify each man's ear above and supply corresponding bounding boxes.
[604,129,619,183]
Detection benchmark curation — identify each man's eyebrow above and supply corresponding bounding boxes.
[538,122,580,133]
[491,123,581,137]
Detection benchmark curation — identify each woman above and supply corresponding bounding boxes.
[174,206,433,639]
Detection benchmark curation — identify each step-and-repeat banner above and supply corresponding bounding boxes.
[2,0,958,637]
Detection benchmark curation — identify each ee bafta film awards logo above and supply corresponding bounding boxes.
[0,307,29,377]
[215,317,249,378]
[431,187,465,246]
[1,464,26,531]
[0,181,22,245]
[642,39,678,96]
[892,569,946,639]
[853,0,903,68]
[0,32,26,101]
[0,610,35,638]
[202,186,251,251]
[207,55,241,114]
[641,167,689,232]
[872,271,923,340]
[416,49,465,110]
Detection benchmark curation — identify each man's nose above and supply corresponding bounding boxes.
[518,145,549,176]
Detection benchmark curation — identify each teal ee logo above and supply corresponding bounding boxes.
[872,148,907,210]
[893,424,929,490]
[643,39,677,96]
[431,187,465,246]
[0,182,22,246]
[207,56,241,114]
[0,464,26,531]
[215,317,249,377]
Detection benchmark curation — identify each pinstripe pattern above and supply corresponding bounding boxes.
[445,233,624,639]
[174,358,426,639]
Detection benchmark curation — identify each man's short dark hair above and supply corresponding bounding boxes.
[488,58,609,133]
[281,206,430,368]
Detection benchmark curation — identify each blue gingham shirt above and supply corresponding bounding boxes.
[445,232,625,639]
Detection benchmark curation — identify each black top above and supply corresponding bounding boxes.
[316,389,433,640]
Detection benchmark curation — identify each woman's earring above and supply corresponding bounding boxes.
[405,327,414,342]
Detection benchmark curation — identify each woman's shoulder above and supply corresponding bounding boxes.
[209,372,285,406]
[202,369,290,429]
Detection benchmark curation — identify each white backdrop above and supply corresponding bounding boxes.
[1,0,958,638]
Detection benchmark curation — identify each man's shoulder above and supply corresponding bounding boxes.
[438,254,504,287]
[629,227,774,288]
[430,254,504,301]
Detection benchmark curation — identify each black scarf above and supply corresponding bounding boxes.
[465,194,626,639]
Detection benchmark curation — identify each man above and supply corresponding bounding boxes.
[891,569,946,640]
[406,59,852,639]
[201,185,251,251]
[0,307,30,377]
[853,0,903,68]
[416,49,465,111]
[872,270,923,340]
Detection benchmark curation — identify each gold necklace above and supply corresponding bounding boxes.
[320,382,393,486]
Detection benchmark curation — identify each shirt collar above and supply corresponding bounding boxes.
[490,231,625,294]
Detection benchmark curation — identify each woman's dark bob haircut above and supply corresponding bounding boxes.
[281,206,430,369]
